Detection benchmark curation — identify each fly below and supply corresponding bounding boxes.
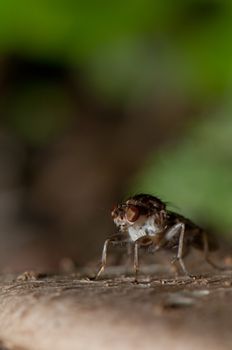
[95,194,227,282]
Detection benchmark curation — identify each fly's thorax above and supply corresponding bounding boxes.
[127,215,162,242]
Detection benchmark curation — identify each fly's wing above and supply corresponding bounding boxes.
[166,211,218,251]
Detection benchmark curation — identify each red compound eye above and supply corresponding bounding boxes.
[126,205,140,222]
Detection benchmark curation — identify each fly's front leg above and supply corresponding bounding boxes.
[165,223,190,276]
[95,238,110,279]
[95,234,129,280]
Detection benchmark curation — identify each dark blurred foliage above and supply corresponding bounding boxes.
[0,0,232,270]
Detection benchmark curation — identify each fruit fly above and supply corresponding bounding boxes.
[95,194,224,281]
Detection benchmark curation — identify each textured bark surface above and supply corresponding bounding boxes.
[0,268,232,350]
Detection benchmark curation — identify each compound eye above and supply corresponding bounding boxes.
[125,205,140,222]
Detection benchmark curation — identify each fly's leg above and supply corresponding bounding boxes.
[95,238,110,279]
[95,234,129,280]
[165,223,191,276]
[133,240,139,283]
[203,232,230,271]
[127,243,133,256]
[133,237,153,283]
[176,224,190,275]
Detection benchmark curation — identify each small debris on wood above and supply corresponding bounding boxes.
[16,271,47,281]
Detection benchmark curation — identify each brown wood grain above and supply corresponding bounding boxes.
[0,270,232,350]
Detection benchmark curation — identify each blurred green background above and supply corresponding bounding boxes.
[0,0,232,270]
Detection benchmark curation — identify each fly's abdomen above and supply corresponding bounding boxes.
[190,229,218,251]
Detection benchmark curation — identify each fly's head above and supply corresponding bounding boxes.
[111,194,167,233]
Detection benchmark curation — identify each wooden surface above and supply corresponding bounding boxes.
[0,268,232,350]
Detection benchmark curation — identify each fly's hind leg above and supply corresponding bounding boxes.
[165,223,191,277]
[95,234,129,280]
[203,232,230,271]
[176,223,190,276]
